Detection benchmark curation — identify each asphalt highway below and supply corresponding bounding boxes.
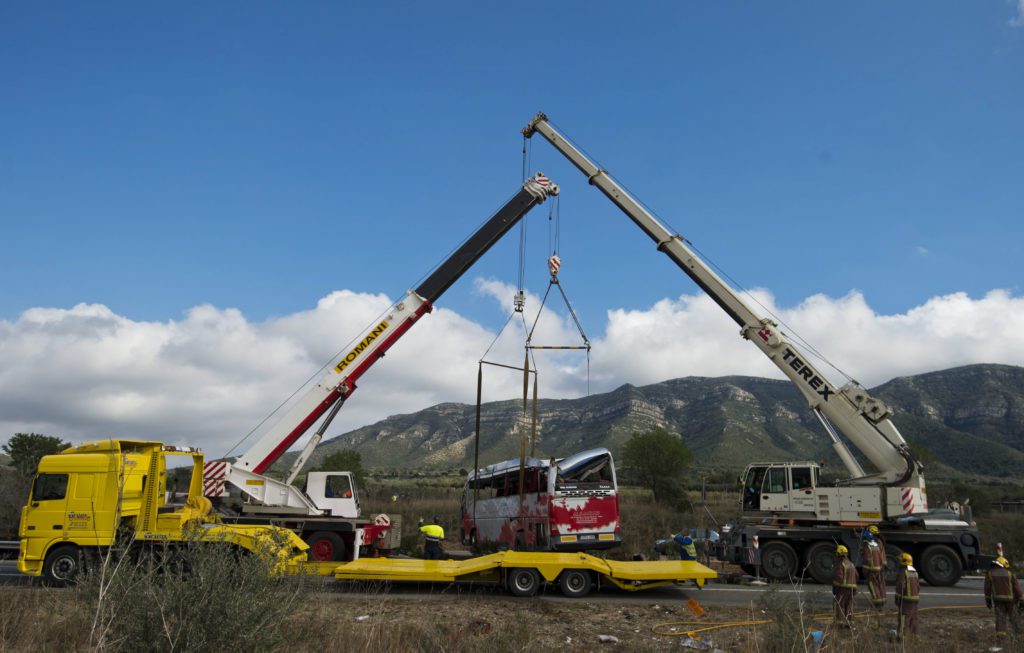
[2,559,983,609]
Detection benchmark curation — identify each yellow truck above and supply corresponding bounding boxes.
[18,439,308,584]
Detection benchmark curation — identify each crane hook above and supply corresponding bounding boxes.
[548,255,561,280]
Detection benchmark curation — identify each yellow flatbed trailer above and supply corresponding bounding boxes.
[295,551,716,598]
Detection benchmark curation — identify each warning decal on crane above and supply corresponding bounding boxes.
[334,320,390,374]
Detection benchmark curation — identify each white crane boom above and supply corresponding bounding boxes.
[523,113,921,489]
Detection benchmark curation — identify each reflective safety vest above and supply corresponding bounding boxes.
[861,542,883,572]
[833,558,857,590]
[897,567,920,602]
[420,524,444,542]
[986,568,1021,603]
[675,534,697,560]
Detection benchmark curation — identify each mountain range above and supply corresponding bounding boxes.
[285,364,1024,479]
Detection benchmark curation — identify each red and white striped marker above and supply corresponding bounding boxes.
[548,255,561,278]
[203,460,228,497]
[900,487,916,513]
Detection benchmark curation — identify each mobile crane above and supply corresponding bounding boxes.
[203,173,560,561]
[522,113,986,586]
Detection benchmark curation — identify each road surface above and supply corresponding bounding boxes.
[0,559,985,609]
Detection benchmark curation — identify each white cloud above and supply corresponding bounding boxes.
[2,285,1022,458]
[1011,0,1024,27]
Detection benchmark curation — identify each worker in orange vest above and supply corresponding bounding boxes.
[985,556,1023,636]
[832,544,858,627]
[894,552,920,639]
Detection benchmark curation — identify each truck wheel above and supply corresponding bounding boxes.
[883,545,904,585]
[919,544,962,587]
[759,542,798,582]
[802,542,836,585]
[507,568,542,597]
[43,544,84,586]
[308,532,347,562]
[558,569,592,598]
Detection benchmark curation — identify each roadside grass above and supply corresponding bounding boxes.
[2,585,1005,652]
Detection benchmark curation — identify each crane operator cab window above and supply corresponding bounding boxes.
[324,475,353,499]
[760,467,790,513]
[742,467,768,511]
[307,471,359,518]
[789,466,817,513]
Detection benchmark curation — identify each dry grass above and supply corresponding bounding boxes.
[2,584,1013,653]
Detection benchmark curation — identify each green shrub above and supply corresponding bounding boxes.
[80,539,319,652]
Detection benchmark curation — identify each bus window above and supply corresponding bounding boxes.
[558,452,613,487]
[508,473,520,497]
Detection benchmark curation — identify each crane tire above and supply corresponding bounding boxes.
[307,532,347,562]
[919,544,962,587]
[759,541,799,582]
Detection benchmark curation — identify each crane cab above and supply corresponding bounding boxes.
[304,471,359,518]
[740,462,820,516]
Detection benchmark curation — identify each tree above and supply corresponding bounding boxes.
[620,428,692,504]
[2,433,70,478]
[907,440,937,468]
[0,468,30,539]
[314,449,365,489]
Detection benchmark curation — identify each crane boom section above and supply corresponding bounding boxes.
[233,175,559,477]
[523,114,918,486]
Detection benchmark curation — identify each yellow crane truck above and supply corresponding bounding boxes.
[17,439,308,584]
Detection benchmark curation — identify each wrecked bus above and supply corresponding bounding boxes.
[461,448,620,552]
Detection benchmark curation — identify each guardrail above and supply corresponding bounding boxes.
[0,541,18,560]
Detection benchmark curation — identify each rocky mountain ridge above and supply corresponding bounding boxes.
[288,364,1024,478]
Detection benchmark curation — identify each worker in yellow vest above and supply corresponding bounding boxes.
[673,528,698,561]
[894,552,920,639]
[833,544,858,627]
[419,516,445,560]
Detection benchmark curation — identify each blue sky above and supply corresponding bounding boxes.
[3,2,1021,326]
[2,2,1023,450]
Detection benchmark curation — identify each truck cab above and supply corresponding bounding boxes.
[19,439,307,584]
[740,462,820,516]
